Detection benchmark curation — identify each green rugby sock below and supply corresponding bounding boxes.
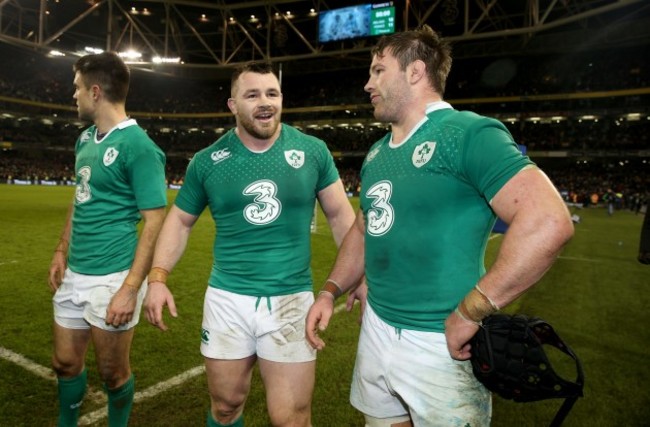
[207,411,244,427]
[106,374,135,427]
[57,368,87,427]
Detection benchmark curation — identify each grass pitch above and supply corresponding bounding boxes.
[0,184,648,426]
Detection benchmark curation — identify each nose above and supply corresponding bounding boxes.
[364,77,373,93]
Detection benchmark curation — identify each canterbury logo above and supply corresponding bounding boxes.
[80,130,92,143]
[211,149,231,164]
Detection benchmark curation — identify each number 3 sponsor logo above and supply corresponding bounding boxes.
[366,180,394,236]
[242,180,282,225]
[75,166,92,204]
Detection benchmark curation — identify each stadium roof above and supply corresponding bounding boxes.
[1,0,649,77]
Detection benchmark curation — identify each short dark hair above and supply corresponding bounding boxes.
[230,61,278,95]
[73,52,130,104]
[371,25,452,96]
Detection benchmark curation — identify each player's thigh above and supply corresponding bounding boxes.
[258,358,315,422]
[52,323,91,376]
[392,331,491,427]
[91,326,135,383]
[205,355,257,409]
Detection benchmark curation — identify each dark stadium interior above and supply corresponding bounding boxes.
[1,0,649,209]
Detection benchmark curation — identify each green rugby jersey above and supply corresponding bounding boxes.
[360,103,534,332]
[175,124,339,296]
[69,119,167,275]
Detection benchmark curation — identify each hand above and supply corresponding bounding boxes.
[305,293,335,350]
[105,284,139,328]
[444,310,480,361]
[143,281,177,331]
[346,280,368,324]
[48,252,67,292]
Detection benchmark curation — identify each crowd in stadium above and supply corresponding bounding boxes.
[0,42,648,211]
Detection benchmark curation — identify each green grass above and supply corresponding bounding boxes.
[0,184,648,426]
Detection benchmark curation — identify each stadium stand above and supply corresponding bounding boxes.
[0,38,648,206]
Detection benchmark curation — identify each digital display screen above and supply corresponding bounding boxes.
[318,3,395,43]
[370,5,396,36]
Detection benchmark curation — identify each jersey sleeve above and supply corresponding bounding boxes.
[314,139,340,192]
[124,135,167,210]
[462,118,534,202]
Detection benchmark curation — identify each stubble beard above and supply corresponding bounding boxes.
[240,114,280,140]
[372,90,405,124]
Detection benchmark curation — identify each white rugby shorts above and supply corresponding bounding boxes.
[200,287,316,363]
[350,303,492,426]
[53,268,147,331]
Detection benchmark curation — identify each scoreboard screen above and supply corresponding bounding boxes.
[319,2,395,43]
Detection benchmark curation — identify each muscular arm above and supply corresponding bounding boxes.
[105,206,166,327]
[144,205,200,330]
[150,205,199,272]
[48,203,73,292]
[125,207,167,286]
[482,168,574,304]
[317,179,356,247]
[445,167,574,359]
[306,210,366,349]
[326,211,366,291]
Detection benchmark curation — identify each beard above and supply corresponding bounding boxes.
[372,102,400,123]
[239,111,281,140]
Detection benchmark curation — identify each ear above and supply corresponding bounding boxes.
[408,60,427,85]
[227,98,237,114]
[91,84,101,101]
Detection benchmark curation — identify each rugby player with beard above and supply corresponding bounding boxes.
[143,61,356,427]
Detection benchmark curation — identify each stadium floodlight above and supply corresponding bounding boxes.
[119,49,142,60]
[84,46,104,54]
[152,56,181,64]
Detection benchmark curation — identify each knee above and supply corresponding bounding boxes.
[210,397,245,424]
[97,364,131,389]
[52,355,83,378]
